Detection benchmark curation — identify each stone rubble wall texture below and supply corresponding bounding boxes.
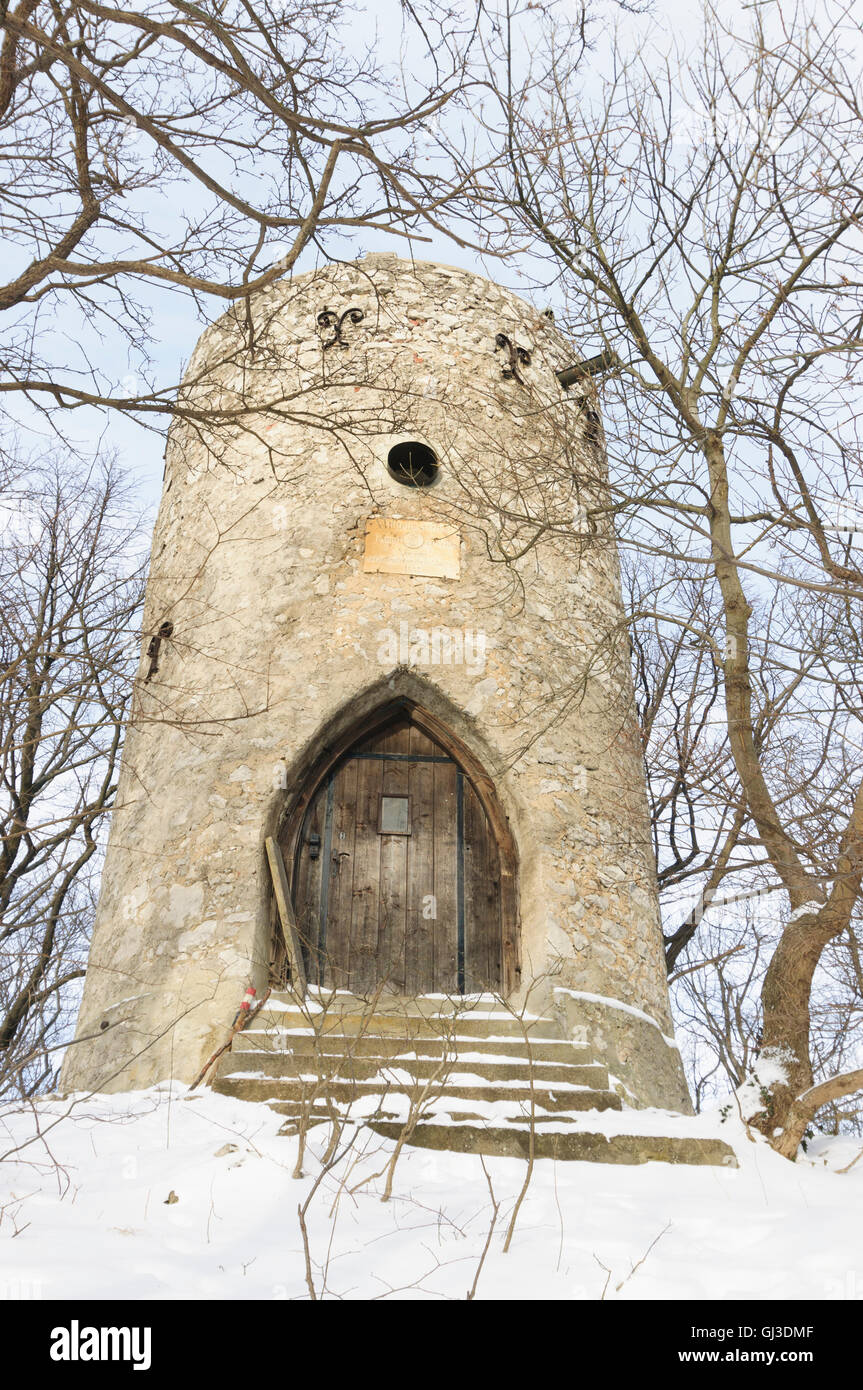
[62,253,691,1112]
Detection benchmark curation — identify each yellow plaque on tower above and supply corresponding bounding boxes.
[362,518,460,579]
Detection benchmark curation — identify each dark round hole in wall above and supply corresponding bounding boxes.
[387,441,439,488]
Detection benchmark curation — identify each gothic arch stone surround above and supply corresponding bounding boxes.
[270,680,520,996]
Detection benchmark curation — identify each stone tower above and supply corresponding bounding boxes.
[62,254,690,1114]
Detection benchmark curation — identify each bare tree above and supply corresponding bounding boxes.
[0,454,144,1094]
[467,0,863,1151]
[0,0,487,437]
[627,551,863,1131]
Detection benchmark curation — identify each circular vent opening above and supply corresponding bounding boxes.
[387,441,439,488]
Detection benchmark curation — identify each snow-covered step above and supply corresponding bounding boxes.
[366,1118,738,1167]
[249,1008,565,1042]
[212,991,629,1154]
[234,1028,591,1064]
[222,1046,611,1089]
[263,989,539,1020]
[214,1073,622,1113]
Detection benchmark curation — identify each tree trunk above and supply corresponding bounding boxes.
[772,1069,863,1160]
[756,917,827,1133]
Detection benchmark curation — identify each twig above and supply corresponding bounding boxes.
[837,1144,863,1175]
[467,1157,500,1300]
[191,986,271,1089]
[297,1203,317,1301]
[615,1221,673,1293]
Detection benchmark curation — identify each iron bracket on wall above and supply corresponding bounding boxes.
[495,332,532,384]
[317,305,365,349]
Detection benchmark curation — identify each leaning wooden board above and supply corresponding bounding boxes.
[265,835,308,997]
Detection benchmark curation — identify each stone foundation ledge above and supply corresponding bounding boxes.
[551,987,693,1114]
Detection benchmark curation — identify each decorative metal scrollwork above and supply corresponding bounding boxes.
[317,305,365,349]
[495,332,532,384]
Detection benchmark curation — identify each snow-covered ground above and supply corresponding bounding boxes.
[1,1085,861,1301]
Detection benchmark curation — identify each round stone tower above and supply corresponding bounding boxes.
[62,253,690,1112]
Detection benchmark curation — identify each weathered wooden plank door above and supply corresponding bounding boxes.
[289,715,503,994]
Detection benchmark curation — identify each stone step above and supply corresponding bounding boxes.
[218,994,736,1168]
[366,1119,738,1167]
[222,1047,610,1088]
[273,1104,619,1129]
[234,1030,589,1064]
[214,1073,623,1113]
[263,1105,738,1168]
[265,991,531,1021]
[251,1009,563,1042]
[213,994,638,1157]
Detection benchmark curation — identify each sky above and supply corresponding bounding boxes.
[11,0,843,518]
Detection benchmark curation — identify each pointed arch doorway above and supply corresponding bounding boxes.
[280,704,518,997]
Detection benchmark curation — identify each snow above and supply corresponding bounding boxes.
[224,1069,599,1092]
[244,1030,565,1048]
[789,901,825,922]
[2,1085,862,1300]
[263,1001,545,1023]
[734,1055,793,1121]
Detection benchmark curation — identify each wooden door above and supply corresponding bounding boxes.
[289,715,503,995]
